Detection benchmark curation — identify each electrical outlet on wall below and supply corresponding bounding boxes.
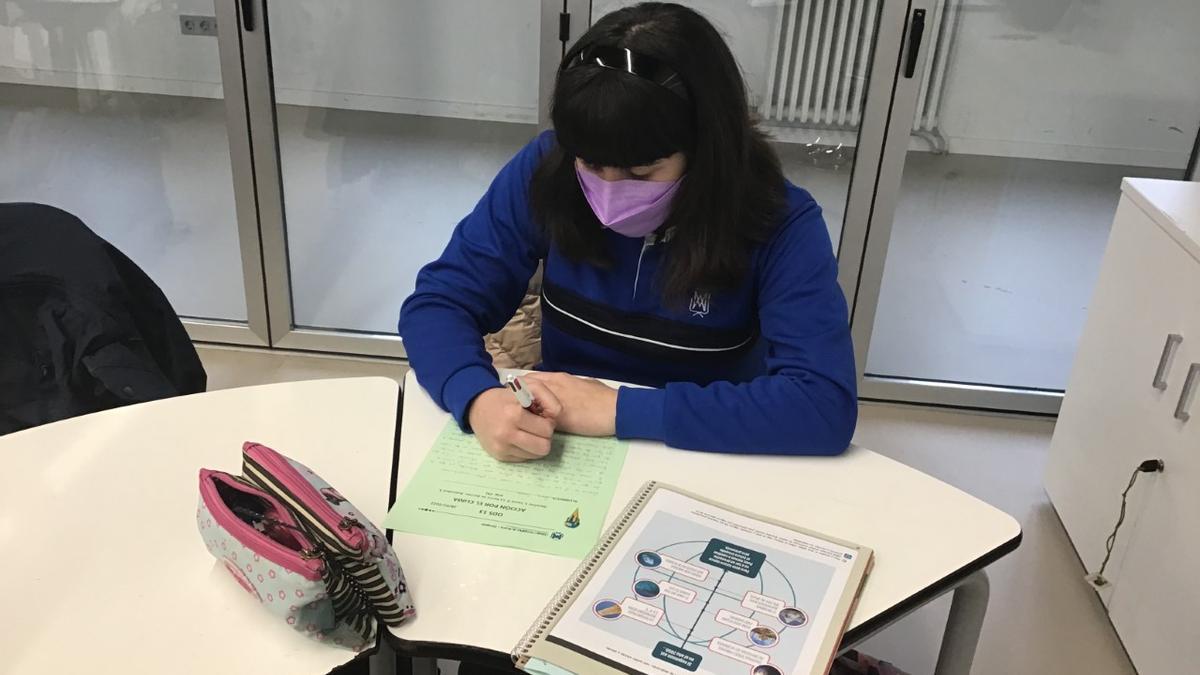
[180,15,218,37]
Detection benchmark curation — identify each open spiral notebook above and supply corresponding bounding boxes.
[512,482,873,675]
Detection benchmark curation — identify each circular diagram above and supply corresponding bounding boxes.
[573,514,836,675]
[629,540,801,648]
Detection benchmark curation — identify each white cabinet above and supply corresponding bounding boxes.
[1044,178,1200,675]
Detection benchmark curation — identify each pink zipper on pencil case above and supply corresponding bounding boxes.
[198,469,324,580]
[241,442,369,558]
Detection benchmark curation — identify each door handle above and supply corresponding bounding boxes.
[240,0,255,31]
[1175,363,1200,422]
[1153,333,1183,390]
[904,9,926,78]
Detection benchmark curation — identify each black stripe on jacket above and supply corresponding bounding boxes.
[540,280,758,364]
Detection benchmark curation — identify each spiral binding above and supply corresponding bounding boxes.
[511,481,659,664]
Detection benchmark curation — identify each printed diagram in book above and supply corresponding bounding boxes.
[576,511,844,674]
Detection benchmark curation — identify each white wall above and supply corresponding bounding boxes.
[0,0,542,122]
[3,0,1197,166]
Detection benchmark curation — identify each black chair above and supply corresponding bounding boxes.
[0,203,206,435]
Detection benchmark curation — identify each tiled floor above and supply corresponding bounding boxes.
[198,346,1134,675]
[848,405,1133,675]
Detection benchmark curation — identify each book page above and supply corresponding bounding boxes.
[548,488,861,674]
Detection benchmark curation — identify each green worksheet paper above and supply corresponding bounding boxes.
[385,421,629,558]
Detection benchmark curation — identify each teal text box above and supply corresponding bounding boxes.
[652,642,702,672]
[700,538,765,577]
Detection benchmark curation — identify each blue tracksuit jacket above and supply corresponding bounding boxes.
[399,132,857,455]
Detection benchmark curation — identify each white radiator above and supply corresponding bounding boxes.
[759,0,958,144]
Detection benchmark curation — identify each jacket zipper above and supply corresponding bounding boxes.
[199,469,324,580]
[632,232,657,302]
[241,442,367,558]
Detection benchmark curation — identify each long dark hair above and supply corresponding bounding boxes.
[530,2,787,302]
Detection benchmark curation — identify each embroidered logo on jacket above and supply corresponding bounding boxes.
[689,291,711,318]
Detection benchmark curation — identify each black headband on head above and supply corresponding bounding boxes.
[566,45,691,102]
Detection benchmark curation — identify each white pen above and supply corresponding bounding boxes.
[506,374,545,416]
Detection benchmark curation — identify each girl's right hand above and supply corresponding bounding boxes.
[466,382,563,462]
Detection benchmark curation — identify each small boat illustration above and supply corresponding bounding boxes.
[564,508,581,528]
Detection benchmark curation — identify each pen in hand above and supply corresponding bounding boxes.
[506,374,545,417]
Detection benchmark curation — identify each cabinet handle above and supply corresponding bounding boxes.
[904,10,927,79]
[1175,363,1200,422]
[240,0,255,31]
[1153,333,1183,390]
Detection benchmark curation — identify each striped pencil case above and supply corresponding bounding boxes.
[197,442,415,650]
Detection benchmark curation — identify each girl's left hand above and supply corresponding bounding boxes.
[522,372,618,437]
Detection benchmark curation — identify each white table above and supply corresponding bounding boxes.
[0,377,402,674]
[387,371,1021,674]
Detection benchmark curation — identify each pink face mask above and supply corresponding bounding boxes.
[576,166,682,238]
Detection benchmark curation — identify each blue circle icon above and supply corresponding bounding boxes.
[636,551,662,568]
